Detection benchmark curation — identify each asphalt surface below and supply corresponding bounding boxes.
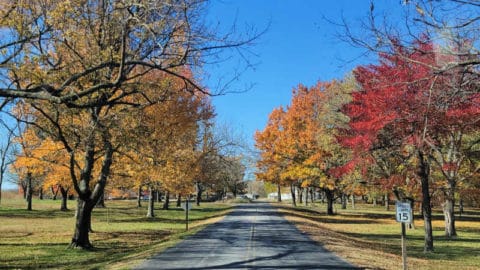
[135,203,358,270]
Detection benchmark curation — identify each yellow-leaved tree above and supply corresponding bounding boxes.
[0,0,259,250]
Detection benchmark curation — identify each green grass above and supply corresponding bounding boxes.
[0,197,232,269]
[277,201,480,270]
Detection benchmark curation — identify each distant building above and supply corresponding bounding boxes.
[267,192,292,200]
[243,193,259,200]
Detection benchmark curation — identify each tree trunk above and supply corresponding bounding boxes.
[70,129,114,249]
[407,198,416,229]
[385,193,390,211]
[351,194,355,209]
[277,183,282,202]
[325,188,334,215]
[21,182,27,199]
[176,194,181,207]
[0,173,3,204]
[195,182,202,206]
[372,195,377,206]
[418,150,434,252]
[304,187,308,206]
[146,187,155,218]
[290,184,297,207]
[60,187,69,211]
[26,173,32,211]
[70,198,95,249]
[341,193,347,209]
[459,198,464,218]
[443,182,457,237]
[51,186,59,200]
[137,185,142,208]
[95,193,105,208]
[298,187,303,204]
[162,191,170,210]
[39,188,43,200]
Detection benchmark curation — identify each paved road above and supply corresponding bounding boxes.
[135,203,358,270]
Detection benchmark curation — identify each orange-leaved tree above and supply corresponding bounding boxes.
[255,107,288,202]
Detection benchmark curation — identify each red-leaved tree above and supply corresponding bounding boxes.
[343,38,479,251]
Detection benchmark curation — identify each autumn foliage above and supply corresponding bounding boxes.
[256,38,479,251]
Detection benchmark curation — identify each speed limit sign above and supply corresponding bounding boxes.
[396,201,412,223]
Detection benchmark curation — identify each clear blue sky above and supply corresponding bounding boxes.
[205,0,404,148]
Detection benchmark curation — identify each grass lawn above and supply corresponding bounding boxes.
[276,201,480,270]
[0,196,232,269]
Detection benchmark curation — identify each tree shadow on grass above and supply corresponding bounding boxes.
[0,208,74,219]
[113,212,228,224]
[278,210,380,225]
[92,230,172,242]
[192,206,233,213]
[275,205,385,223]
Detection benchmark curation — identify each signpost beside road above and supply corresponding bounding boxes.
[396,201,412,270]
[181,199,192,231]
[396,202,412,223]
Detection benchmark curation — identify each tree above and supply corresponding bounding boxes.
[246,180,266,198]
[191,121,248,204]
[339,0,480,241]
[39,140,75,211]
[256,80,353,213]
[339,0,480,76]
[343,42,437,251]
[12,119,78,212]
[0,119,14,204]
[218,156,246,198]
[280,84,324,208]
[255,107,288,203]
[314,80,355,214]
[11,127,45,211]
[0,0,262,105]
[0,0,260,249]
[343,37,480,250]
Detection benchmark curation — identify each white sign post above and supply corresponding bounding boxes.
[396,201,412,270]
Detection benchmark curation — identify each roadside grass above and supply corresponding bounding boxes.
[0,197,232,269]
[275,201,480,270]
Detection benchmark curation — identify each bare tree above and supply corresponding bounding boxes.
[0,119,15,204]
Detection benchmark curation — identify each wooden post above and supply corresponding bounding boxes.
[185,199,189,231]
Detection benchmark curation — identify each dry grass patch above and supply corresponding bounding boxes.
[276,203,480,270]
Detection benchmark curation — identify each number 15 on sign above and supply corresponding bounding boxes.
[396,202,412,223]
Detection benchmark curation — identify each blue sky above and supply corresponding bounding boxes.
[205,0,404,148]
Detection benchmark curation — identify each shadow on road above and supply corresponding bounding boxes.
[136,203,362,270]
